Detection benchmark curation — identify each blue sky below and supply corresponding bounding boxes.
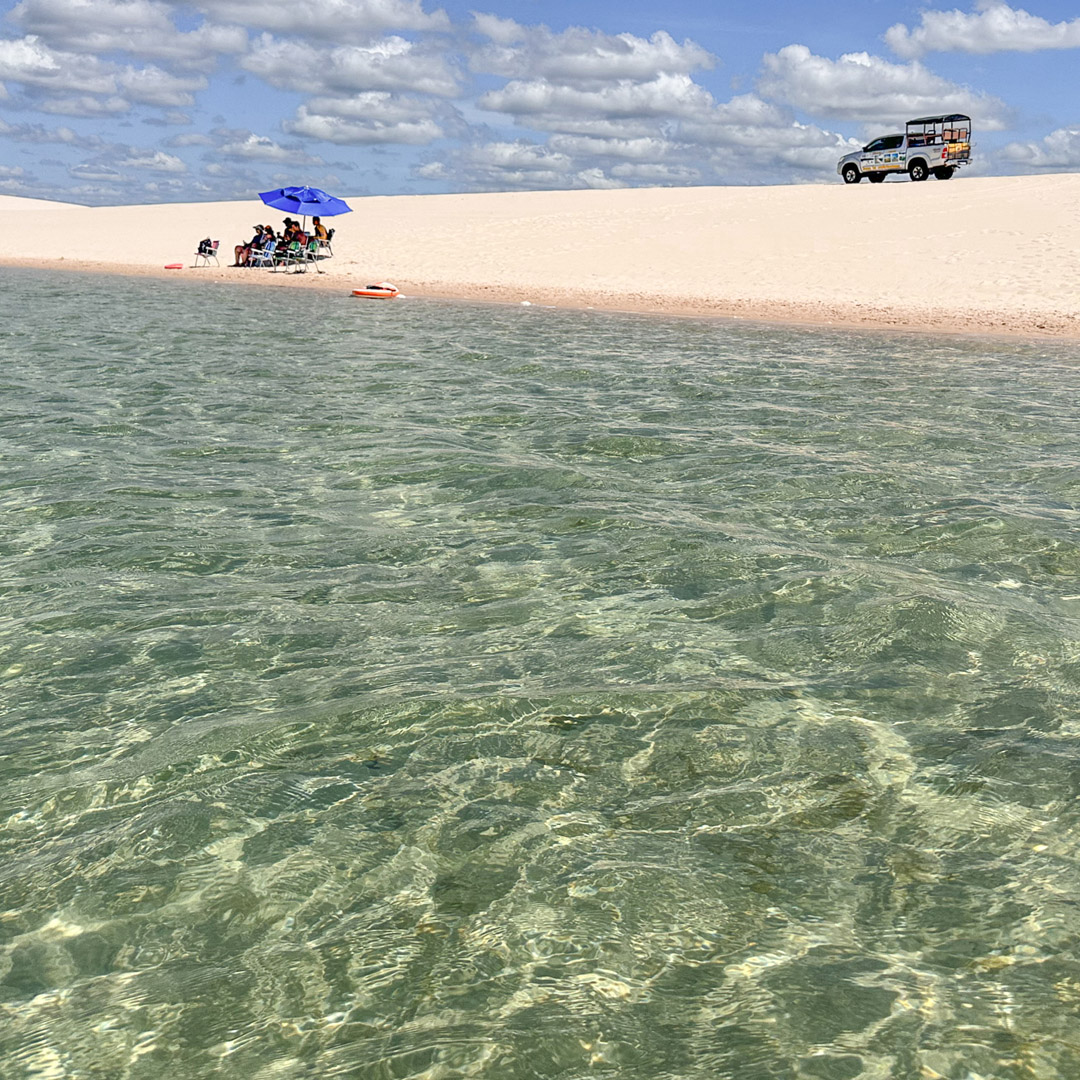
[1,0,1079,203]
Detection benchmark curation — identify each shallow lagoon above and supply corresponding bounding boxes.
[2,269,1079,1079]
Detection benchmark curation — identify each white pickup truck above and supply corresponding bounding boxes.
[838,113,971,184]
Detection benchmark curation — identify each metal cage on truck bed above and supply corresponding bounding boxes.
[906,114,971,164]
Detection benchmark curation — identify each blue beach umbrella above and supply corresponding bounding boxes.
[258,185,352,231]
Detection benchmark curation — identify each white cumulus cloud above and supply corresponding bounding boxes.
[192,0,449,42]
[36,94,132,116]
[424,139,716,190]
[284,100,444,145]
[0,116,105,146]
[463,18,729,183]
[757,43,1011,129]
[166,131,216,146]
[546,134,674,161]
[576,167,624,188]
[998,127,1080,168]
[69,161,124,180]
[117,66,206,107]
[462,23,857,187]
[442,140,574,189]
[0,34,216,115]
[116,148,187,171]
[471,19,715,84]
[282,92,447,144]
[9,0,246,69]
[241,33,460,96]
[885,1,1080,58]
[478,72,716,129]
[218,131,324,162]
[609,161,700,182]
[0,35,116,94]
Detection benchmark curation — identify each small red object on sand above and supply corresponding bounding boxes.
[164,263,183,270]
[352,282,399,299]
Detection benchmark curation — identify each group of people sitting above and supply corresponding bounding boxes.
[232,216,330,267]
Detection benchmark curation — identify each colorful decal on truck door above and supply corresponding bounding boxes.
[864,150,904,171]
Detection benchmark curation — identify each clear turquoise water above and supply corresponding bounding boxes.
[2,268,1080,1079]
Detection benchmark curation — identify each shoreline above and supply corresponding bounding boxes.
[4,174,1080,342]
[4,255,1079,341]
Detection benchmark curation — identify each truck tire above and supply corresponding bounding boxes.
[934,166,955,180]
[842,164,861,184]
[868,174,885,183]
[909,161,928,182]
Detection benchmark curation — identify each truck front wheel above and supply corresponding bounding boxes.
[842,164,861,184]
[909,161,928,182]
[934,166,955,180]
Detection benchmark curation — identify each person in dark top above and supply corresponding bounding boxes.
[234,225,263,267]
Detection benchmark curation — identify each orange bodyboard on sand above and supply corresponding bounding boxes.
[352,282,399,299]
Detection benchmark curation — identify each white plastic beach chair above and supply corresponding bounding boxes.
[272,240,302,272]
[248,239,275,268]
[297,238,324,274]
[193,239,219,267]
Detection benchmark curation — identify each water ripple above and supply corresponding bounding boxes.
[2,269,1080,1078]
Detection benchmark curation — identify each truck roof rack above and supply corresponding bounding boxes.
[907,113,971,125]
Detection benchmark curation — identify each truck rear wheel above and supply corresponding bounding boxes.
[934,166,955,180]
[842,164,861,184]
[909,161,928,182]
[868,174,885,183]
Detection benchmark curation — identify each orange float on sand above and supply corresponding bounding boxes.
[164,263,183,270]
[352,282,399,299]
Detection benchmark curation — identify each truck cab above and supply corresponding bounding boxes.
[838,114,971,184]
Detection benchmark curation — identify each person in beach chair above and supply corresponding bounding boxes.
[248,229,277,268]
[233,225,264,267]
[314,218,334,258]
[193,237,219,267]
[232,225,261,267]
[272,237,303,271]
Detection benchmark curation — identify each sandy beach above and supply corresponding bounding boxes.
[3,174,1079,337]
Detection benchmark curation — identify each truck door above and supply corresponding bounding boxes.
[860,136,905,174]
[876,135,906,173]
[860,138,888,173]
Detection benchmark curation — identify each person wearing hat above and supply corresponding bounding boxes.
[234,224,264,267]
[252,225,275,263]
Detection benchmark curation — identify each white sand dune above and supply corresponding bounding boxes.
[4,174,1079,337]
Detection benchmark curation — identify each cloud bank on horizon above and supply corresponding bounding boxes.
[0,0,1077,203]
